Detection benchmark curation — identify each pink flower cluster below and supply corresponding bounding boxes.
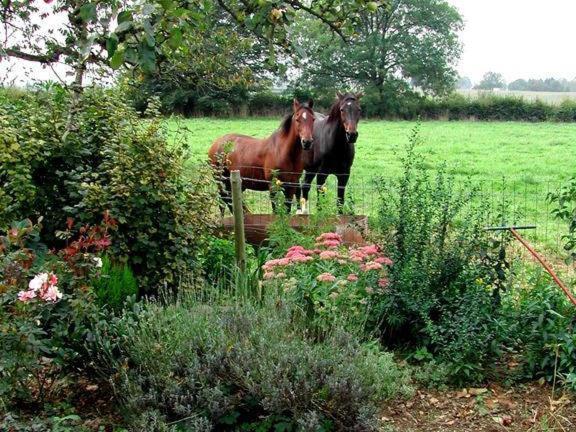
[315,232,342,248]
[18,272,63,303]
[261,232,393,288]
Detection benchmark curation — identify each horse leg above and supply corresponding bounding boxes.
[336,173,350,214]
[315,172,329,212]
[300,171,316,214]
[283,185,294,214]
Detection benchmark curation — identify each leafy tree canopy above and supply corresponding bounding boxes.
[289,0,463,100]
[474,72,506,90]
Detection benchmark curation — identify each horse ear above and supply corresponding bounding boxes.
[355,92,364,100]
[336,92,344,100]
[307,99,314,109]
[293,98,301,112]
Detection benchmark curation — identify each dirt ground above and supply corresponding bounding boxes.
[380,383,575,432]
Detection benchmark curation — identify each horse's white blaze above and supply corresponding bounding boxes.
[302,112,307,120]
[347,102,352,106]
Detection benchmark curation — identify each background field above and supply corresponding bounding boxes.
[168,118,576,249]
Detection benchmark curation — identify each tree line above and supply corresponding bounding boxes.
[459,73,576,92]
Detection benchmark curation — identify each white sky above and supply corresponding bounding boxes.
[2,1,576,86]
[449,0,576,83]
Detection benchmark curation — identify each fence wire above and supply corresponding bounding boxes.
[209,165,570,258]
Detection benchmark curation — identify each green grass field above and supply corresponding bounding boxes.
[167,117,576,249]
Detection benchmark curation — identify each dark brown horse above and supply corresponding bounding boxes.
[297,92,362,214]
[209,99,315,213]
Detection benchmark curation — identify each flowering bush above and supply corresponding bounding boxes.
[0,216,113,409]
[261,232,393,335]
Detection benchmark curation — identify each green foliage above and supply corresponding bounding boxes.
[292,0,463,103]
[93,256,138,311]
[498,268,576,390]
[548,177,576,261]
[0,87,217,290]
[374,125,501,384]
[117,293,413,431]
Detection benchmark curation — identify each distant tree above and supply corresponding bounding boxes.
[475,72,506,90]
[291,0,463,104]
[508,79,528,91]
[457,76,473,90]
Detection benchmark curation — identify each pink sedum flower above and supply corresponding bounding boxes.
[319,250,339,260]
[317,273,336,283]
[347,274,359,282]
[361,261,383,271]
[375,256,393,266]
[263,271,275,280]
[18,290,37,302]
[378,278,390,288]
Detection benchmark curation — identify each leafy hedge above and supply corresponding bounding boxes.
[0,86,217,290]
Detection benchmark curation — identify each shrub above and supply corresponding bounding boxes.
[374,126,502,384]
[118,294,413,431]
[93,255,138,311]
[0,87,217,289]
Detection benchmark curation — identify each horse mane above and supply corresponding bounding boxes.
[279,102,313,136]
[327,94,357,123]
[280,114,293,136]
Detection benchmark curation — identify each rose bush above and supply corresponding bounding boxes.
[0,216,113,409]
[261,232,392,335]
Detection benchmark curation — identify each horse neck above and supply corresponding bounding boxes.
[325,117,347,150]
[280,123,303,163]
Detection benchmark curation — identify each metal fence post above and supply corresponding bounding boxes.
[230,170,246,271]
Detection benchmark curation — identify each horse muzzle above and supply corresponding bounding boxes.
[346,132,358,144]
[301,139,314,150]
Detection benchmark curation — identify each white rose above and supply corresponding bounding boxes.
[29,273,48,291]
[93,257,103,268]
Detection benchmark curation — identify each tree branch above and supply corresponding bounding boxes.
[4,47,64,64]
[287,1,348,41]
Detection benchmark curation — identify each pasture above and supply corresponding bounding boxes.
[458,89,576,105]
[168,118,576,249]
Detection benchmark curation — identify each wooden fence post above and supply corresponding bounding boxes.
[230,170,246,271]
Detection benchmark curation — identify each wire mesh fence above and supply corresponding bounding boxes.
[209,165,570,259]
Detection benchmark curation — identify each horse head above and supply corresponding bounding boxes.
[292,98,315,150]
[335,92,362,144]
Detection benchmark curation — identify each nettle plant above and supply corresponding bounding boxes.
[0,215,113,408]
[261,232,392,336]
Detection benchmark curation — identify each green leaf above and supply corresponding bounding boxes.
[109,49,124,69]
[167,28,182,49]
[79,3,97,22]
[106,34,119,58]
[117,10,133,24]
[115,21,132,33]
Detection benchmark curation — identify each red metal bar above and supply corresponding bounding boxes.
[510,228,576,307]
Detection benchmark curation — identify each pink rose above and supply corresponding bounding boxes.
[18,290,37,302]
[40,285,62,303]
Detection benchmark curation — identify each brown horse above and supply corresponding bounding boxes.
[209,99,315,213]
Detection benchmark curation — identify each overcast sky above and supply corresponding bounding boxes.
[2,0,576,86]
[449,0,576,83]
